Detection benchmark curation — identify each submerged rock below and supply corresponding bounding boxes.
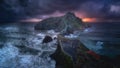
[35,12,87,34]
[42,35,53,43]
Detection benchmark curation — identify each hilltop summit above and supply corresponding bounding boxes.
[35,12,86,34]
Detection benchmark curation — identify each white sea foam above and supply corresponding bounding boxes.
[0,26,57,68]
[65,34,78,38]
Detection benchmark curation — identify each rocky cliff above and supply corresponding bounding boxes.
[51,35,120,68]
[35,12,87,34]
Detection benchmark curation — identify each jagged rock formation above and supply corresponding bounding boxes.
[50,35,89,68]
[51,35,120,68]
[35,12,87,34]
[50,36,74,68]
[57,35,89,62]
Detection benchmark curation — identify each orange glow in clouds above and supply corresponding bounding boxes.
[82,18,97,22]
[75,12,98,22]
[21,18,42,23]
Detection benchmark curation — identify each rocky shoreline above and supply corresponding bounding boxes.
[34,12,120,68]
[49,35,120,68]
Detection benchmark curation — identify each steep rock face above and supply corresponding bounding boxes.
[57,35,89,62]
[35,12,86,34]
[50,37,74,68]
[50,35,119,68]
[50,35,89,68]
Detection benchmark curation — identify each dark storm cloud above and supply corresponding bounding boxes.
[18,0,120,20]
[0,0,120,22]
[74,0,120,21]
[23,0,89,15]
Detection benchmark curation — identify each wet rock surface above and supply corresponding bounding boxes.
[50,38,73,68]
[34,14,120,68]
[0,13,120,68]
[42,35,53,43]
[50,35,120,68]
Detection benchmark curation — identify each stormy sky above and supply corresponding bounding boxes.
[0,0,120,22]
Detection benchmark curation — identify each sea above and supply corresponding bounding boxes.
[0,22,120,68]
[80,22,120,57]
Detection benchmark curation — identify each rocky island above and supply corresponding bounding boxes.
[0,12,119,68]
[34,12,87,34]
[0,0,120,68]
[35,12,120,68]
